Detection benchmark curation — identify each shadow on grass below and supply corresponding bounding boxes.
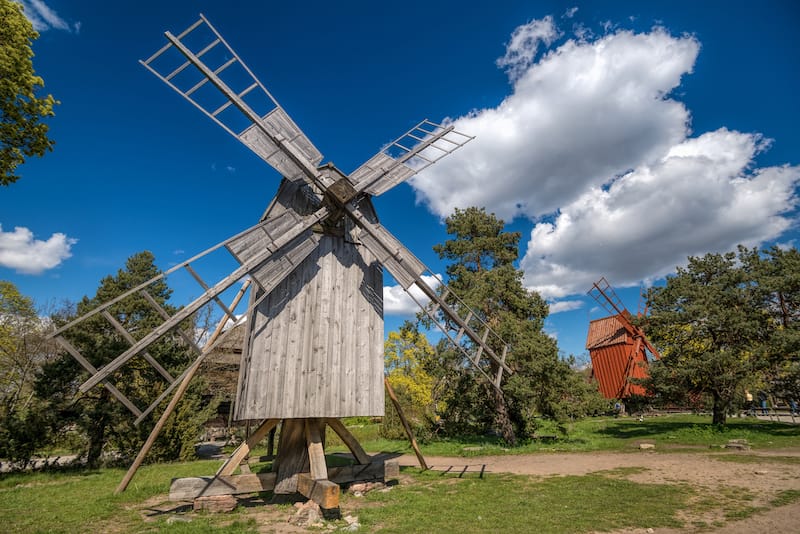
[593,418,800,441]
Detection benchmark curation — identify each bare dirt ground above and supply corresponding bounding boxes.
[393,448,800,533]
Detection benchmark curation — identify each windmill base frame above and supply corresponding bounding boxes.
[168,418,399,512]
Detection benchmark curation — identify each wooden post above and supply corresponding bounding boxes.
[114,281,250,494]
[217,418,278,476]
[267,426,276,458]
[325,418,370,465]
[384,377,428,470]
[305,418,328,481]
[273,419,309,494]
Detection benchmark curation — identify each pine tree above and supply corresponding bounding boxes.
[430,207,567,443]
[36,252,215,466]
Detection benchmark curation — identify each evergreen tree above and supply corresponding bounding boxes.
[644,249,772,425]
[36,252,215,467]
[429,207,580,443]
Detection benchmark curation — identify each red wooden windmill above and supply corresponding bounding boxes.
[585,277,660,399]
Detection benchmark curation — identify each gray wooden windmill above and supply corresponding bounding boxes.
[51,14,511,510]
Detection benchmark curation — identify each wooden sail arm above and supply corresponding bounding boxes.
[346,202,512,378]
[75,207,329,393]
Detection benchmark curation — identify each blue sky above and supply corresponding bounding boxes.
[2,0,798,362]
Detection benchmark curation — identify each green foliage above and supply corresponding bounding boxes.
[427,207,602,442]
[0,0,58,185]
[382,322,439,441]
[0,281,58,462]
[35,251,215,466]
[644,246,799,425]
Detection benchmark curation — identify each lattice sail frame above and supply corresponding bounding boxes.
[52,14,511,424]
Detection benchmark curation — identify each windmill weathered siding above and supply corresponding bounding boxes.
[585,315,650,399]
[233,179,384,420]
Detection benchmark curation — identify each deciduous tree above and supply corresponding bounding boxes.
[382,321,439,439]
[0,281,58,462]
[0,0,58,185]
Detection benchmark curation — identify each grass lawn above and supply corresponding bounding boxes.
[324,413,800,457]
[2,414,798,533]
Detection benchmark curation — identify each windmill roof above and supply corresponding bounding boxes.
[586,315,628,350]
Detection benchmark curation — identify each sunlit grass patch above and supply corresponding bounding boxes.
[355,469,687,533]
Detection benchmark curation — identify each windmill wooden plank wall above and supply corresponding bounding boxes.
[585,315,649,398]
[233,179,384,419]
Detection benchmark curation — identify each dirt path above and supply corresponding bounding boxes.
[393,449,800,533]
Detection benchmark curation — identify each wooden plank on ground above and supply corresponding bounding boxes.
[169,472,277,501]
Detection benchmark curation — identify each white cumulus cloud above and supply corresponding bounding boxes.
[18,0,76,32]
[412,25,698,222]
[0,225,77,274]
[409,15,800,299]
[496,16,561,82]
[522,129,800,297]
[383,274,442,317]
[548,299,584,314]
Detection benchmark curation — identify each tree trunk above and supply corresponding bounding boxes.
[86,412,107,468]
[493,386,516,445]
[711,391,727,426]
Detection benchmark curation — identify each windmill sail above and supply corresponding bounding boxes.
[140,14,323,186]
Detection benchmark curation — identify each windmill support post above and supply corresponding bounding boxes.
[384,377,428,470]
[168,417,400,512]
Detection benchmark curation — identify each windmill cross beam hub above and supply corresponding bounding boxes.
[56,13,513,506]
[323,171,359,206]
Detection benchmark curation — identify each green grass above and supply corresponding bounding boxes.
[34,414,800,464]
[771,489,800,507]
[4,414,798,532]
[354,469,687,533]
[0,460,231,533]
[319,414,800,457]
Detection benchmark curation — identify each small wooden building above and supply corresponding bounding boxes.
[585,314,651,399]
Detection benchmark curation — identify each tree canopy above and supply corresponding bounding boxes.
[643,246,796,425]
[0,281,58,462]
[427,207,603,443]
[0,0,58,186]
[37,251,214,467]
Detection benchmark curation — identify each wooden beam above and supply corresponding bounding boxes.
[305,419,328,481]
[274,419,308,494]
[297,474,339,510]
[101,310,175,383]
[170,472,277,501]
[384,377,428,470]
[168,459,400,501]
[217,418,279,476]
[324,418,370,465]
